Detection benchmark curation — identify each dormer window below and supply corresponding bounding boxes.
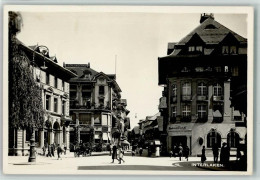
[188,46,195,52]
[222,45,237,55]
[196,46,203,52]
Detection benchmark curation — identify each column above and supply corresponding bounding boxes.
[76,113,80,144]
[40,130,44,148]
[50,130,54,144]
[66,128,70,150]
[208,83,213,122]
[224,79,231,122]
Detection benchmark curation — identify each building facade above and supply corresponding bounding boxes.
[158,14,247,156]
[64,64,130,150]
[9,43,76,156]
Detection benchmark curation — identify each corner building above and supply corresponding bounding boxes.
[158,14,247,156]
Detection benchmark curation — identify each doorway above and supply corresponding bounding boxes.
[172,136,187,148]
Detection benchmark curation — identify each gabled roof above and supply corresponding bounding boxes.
[176,17,247,46]
[65,64,99,82]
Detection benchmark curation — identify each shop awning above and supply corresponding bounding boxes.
[213,110,222,117]
[121,140,130,145]
[154,140,161,146]
[233,110,241,116]
[94,134,100,139]
[103,133,108,141]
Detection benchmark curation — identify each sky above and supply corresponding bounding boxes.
[16,12,248,128]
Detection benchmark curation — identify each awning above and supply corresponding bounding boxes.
[154,140,161,146]
[121,140,130,145]
[103,133,108,141]
[213,110,222,117]
[233,110,241,116]
[94,134,100,139]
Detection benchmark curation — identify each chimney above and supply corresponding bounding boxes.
[200,13,214,24]
[88,62,90,68]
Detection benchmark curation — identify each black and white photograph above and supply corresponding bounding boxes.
[3,5,254,175]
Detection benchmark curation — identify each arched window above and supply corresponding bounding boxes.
[213,83,223,96]
[207,130,221,148]
[227,131,240,148]
[172,84,177,97]
[198,82,207,96]
[182,82,191,96]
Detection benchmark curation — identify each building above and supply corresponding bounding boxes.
[9,43,76,156]
[64,63,130,150]
[158,14,247,156]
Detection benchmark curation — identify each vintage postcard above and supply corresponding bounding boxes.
[3,5,254,175]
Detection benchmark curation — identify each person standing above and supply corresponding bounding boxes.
[111,145,117,163]
[173,145,177,158]
[184,146,190,161]
[64,144,67,155]
[178,144,183,161]
[51,144,55,157]
[42,145,46,156]
[212,143,219,163]
[201,146,206,164]
[118,146,125,164]
[47,144,52,157]
[57,144,62,160]
[169,150,173,158]
[139,147,143,156]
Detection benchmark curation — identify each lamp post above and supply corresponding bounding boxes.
[28,126,36,162]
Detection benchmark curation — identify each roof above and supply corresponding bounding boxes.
[147,112,161,121]
[176,17,247,46]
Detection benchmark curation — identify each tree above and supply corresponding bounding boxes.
[9,11,44,162]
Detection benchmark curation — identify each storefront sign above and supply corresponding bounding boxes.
[167,124,192,136]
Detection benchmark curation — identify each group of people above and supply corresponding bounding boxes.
[169,144,190,161]
[42,143,66,160]
[111,145,125,164]
[201,142,232,164]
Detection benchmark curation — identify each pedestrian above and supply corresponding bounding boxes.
[201,146,206,163]
[212,143,219,163]
[57,144,62,160]
[111,145,117,163]
[132,146,136,156]
[64,144,67,155]
[47,144,52,157]
[178,144,183,161]
[184,146,189,161]
[173,145,177,158]
[51,144,55,157]
[118,146,125,164]
[139,147,143,156]
[220,142,229,164]
[169,150,173,158]
[109,144,112,156]
[42,145,46,156]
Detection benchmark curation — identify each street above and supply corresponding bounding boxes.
[5,151,241,174]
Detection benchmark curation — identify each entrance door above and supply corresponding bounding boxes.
[81,133,90,143]
[172,136,187,148]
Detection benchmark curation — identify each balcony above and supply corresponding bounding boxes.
[197,95,207,101]
[213,96,223,101]
[182,95,191,101]
[181,116,191,122]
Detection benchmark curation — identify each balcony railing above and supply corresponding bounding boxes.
[197,95,208,101]
[213,96,223,101]
[182,95,191,101]
[181,116,191,122]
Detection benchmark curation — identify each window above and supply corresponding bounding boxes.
[195,67,204,72]
[94,114,101,124]
[46,95,50,110]
[172,84,177,97]
[207,130,221,148]
[26,128,31,142]
[182,82,191,96]
[99,86,104,95]
[215,67,222,72]
[232,66,239,76]
[198,105,207,119]
[198,82,207,96]
[99,98,104,106]
[227,131,240,148]
[182,105,191,117]
[54,77,58,88]
[79,113,91,125]
[213,83,223,96]
[230,46,237,54]
[54,98,58,113]
[196,46,203,52]
[188,46,195,52]
[222,46,229,54]
[62,101,66,115]
[172,106,177,117]
[46,73,49,85]
[62,81,65,90]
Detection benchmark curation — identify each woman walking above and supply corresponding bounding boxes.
[201,146,207,163]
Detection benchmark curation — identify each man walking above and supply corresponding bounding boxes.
[111,145,117,163]
[212,143,219,163]
[57,144,62,160]
[178,144,183,161]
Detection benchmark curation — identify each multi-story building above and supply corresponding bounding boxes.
[64,63,130,149]
[9,43,76,156]
[158,14,247,156]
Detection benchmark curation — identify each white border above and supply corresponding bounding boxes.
[2,5,254,175]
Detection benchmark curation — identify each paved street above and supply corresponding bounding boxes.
[4,151,241,174]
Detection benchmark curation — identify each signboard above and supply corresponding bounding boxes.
[167,124,192,136]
